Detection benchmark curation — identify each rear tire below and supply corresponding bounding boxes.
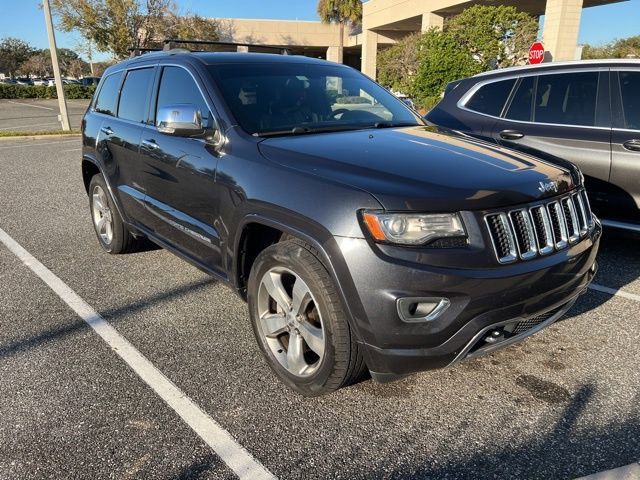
[247,239,366,396]
[88,174,139,254]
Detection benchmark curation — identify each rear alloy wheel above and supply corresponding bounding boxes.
[91,184,114,246]
[88,174,139,254]
[248,240,366,396]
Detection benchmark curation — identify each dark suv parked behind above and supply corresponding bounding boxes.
[81,47,601,396]
[426,60,640,231]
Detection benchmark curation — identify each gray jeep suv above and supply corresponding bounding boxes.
[81,46,601,396]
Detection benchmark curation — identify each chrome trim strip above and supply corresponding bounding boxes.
[396,297,451,323]
[529,206,554,255]
[473,60,632,78]
[547,201,569,250]
[508,209,537,260]
[562,197,581,243]
[447,298,577,368]
[581,190,594,226]
[573,193,589,235]
[485,213,518,264]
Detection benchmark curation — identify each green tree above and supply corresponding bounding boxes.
[49,0,219,59]
[583,35,640,59]
[447,5,538,69]
[412,29,482,109]
[0,37,37,77]
[377,33,421,95]
[317,0,362,64]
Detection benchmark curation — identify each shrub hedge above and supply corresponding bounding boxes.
[0,84,96,99]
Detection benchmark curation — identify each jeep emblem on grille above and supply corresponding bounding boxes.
[538,181,559,194]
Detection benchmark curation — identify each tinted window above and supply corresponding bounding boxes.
[465,79,515,117]
[156,67,212,128]
[505,76,535,121]
[209,63,420,135]
[619,71,640,130]
[534,72,599,126]
[94,72,122,116]
[118,68,154,123]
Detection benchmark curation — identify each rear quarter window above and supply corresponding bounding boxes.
[94,72,122,116]
[465,79,516,117]
[619,71,640,130]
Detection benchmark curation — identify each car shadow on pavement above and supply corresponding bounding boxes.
[0,278,216,359]
[372,385,640,480]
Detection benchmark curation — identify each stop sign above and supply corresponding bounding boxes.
[529,42,545,64]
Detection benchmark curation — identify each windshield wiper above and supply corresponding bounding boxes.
[372,121,421,129]
[254,124,371,138]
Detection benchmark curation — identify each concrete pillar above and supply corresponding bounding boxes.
[543,0,584,61]
[421,12,444,31]
[326,46,340,63]
[361,29,379,79]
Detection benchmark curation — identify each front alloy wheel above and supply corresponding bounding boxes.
[256,267,326,377]
[248,239,366,396]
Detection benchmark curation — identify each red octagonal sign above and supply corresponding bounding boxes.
[529,42,545,64]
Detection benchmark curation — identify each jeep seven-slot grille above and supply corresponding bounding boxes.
[485,189,594,264]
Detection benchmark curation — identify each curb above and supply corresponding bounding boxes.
[0,133,82,141]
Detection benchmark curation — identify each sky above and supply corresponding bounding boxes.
[0,0,638,61]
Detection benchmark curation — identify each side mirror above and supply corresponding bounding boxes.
[156,103,205,136]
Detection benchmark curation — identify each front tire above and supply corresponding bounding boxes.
[88,174,139,254]
[247,240,366,396]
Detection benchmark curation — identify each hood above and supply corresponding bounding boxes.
[258,126,579,211]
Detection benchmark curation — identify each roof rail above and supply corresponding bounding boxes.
[128,47,162,58]
[162,39,291,55]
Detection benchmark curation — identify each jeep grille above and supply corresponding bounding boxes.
[485,189,594,264]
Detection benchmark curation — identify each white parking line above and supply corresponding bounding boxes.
[8,100,55,110]
[0,226,277,480]
[589,283,640,303]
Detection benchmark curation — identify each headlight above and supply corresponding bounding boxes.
[362,211,466,245]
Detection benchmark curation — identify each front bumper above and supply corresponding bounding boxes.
[333,221,602,379]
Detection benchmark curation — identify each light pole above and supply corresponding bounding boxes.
[42,0,71,131]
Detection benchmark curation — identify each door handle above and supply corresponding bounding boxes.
[100,126,114,136]
[141,139,159,151]
[500,130,525,140]
[623,139,640,152]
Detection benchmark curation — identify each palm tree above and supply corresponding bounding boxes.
[317,0,362,64]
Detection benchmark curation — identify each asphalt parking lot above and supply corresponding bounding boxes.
[0,99,90,133]
[0,136,638,479]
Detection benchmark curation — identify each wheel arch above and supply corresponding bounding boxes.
[81,154,128,225]
[232,214,369,346]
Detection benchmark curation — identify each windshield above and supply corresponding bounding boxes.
[208,62,422,136]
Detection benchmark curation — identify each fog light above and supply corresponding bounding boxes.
[397,297,450,323]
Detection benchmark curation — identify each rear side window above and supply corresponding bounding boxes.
[505,76,535,121]
[534,72,599,126]
[619,71,640,130]
[156,66,213,128]
[118,68,154,123]
[465,79,516,117]
[94,72,122,116]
